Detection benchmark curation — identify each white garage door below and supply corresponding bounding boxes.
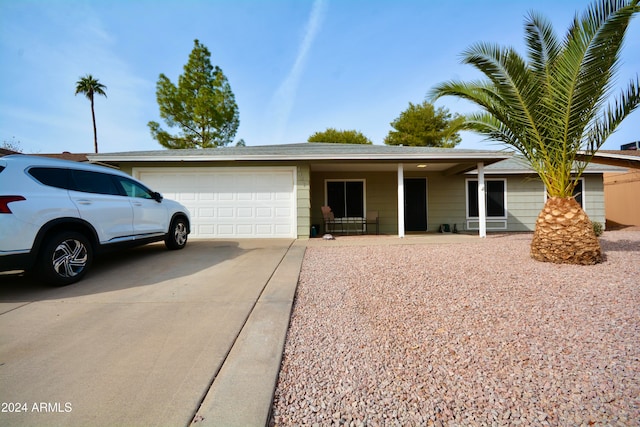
[134,167,296,238]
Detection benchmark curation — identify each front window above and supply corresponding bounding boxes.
[467,179,507,218]
[572,178,584,208]
[325,180,364,218]
[114,176,155,199]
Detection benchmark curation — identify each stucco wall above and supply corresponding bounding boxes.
[604,169,640,226]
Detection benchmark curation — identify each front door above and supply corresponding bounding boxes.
[404,178,427,232]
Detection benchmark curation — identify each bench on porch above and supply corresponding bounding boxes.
[321,206,379,235]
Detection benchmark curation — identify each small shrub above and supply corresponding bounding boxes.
[592,221,603,237]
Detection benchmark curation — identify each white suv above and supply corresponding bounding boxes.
[0,155,190,285]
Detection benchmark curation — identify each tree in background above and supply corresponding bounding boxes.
[75,75,107,153]
[308,128,372,144]
[384,101,464,147]
[148,39,239,149]
[1,137,23,153]
[430,0,639,265]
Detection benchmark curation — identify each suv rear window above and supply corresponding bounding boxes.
[29,167,72,189]
[29,167,124,197]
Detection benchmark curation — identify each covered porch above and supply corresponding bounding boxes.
[306,149,511,238]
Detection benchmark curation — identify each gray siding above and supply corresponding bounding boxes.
[428,174,605,232]
[583,175,606,226]
[426,175,467,232]
[502,175,545,231]
[296,164,311,239]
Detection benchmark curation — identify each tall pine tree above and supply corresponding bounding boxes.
[148,40,239,148]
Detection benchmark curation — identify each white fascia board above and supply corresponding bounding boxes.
[89,153,512,163]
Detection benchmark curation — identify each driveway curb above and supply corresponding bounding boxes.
[191,239,306,426]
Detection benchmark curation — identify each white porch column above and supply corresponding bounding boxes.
[477,162,487,238]
[397,163,405,238]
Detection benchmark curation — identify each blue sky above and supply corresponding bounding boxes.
[1,0,638,154]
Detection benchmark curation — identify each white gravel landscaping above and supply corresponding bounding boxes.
[270,231,640,426]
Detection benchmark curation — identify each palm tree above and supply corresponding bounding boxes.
[430,0,640,265]
[75,75,107,153]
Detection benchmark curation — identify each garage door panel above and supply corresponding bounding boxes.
[218,207,234,218]
[256,207,272,218]
[137,168,296,238]
[237,207,252,217]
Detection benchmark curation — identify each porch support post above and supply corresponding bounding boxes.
[397,163,405,238]
[477,162,487,238]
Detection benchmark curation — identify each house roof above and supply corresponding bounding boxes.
[89,143,624,175]
[35,152,90,162]
[0,151,90,161]
[0,148,20,156]
[89,143,513,175]
[89,143,511,162]
[477,156,624,174]
[582,150,640,169]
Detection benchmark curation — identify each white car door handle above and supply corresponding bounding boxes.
[75,199,92,205]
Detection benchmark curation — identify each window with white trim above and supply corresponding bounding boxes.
[466,179,507,219]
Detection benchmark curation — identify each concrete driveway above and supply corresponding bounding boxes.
[0,239,305,427]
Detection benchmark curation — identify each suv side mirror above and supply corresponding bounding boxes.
[152,192,163,202]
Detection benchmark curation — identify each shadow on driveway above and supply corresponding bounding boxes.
[0,240,247,303]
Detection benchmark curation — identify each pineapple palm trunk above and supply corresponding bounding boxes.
[531,197,602,265]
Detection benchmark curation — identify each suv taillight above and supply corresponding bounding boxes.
[0,196,26,213]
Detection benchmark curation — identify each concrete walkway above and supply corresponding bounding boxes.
[306,232,484,247]
[192,240,306,426]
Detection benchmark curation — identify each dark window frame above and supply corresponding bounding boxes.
[324,179,365,218]
[572,178,584,208]
[466,178,507,219]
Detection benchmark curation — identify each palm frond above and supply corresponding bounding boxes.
[432,0,639,198]
[525,11,561,76]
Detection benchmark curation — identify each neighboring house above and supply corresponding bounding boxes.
[89,143,619,239]
[0,150,89,161]
[36,152,90,162]
[599,150,640,227]
[0,148,20,156]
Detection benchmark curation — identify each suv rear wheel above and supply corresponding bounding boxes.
[165,217,188,250]
[39,231,93,286]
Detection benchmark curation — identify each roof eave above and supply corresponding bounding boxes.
[88,153,512,163]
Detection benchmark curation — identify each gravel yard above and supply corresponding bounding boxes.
[270,231,640,426]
